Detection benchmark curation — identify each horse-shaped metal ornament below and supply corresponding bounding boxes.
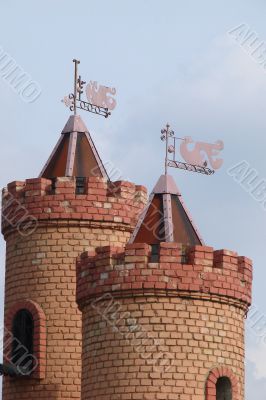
[86,81,116,110]
[180,137,224,170]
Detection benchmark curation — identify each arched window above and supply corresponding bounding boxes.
[206,367,239,400]
[11,309,34,374]
[4,300,46,379]
[216,377,232,400]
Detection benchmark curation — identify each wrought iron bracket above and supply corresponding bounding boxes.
[167,160,215,175]
[67,94,111,118]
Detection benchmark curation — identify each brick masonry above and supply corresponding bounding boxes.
[77,242,252,400]
[1,177,147,400]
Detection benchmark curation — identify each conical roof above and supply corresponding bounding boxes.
[129,174,203,246]
[39,115,109,179]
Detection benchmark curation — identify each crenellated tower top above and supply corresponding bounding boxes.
[77,242,252,311]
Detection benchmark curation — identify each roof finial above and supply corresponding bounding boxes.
[62,59,117,119]
[160,123,224,176]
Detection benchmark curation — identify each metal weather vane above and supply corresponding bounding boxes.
[62,59,116,118]
[160,123,224,176]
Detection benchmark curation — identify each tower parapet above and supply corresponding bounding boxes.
[2,177,147,238]
[77,243,252,309]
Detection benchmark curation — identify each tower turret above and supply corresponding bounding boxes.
[1,115,147,400]
[77,172,252,400]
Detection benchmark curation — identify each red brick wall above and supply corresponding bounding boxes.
[1,177,147,400]
[77,242,252,400]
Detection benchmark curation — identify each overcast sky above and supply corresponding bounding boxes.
[0,1,266,398]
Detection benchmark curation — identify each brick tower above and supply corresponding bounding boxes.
[77,174,253,400]
[1,115,147,399]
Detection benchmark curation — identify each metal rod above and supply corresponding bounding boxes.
[165,123,169,175]
[72,59,80,116]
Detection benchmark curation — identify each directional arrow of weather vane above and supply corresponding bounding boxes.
[160,123,224,176]
[62,59,117,118]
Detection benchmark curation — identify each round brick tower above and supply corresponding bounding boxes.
[1,115,147,400]
[77,175,253,400]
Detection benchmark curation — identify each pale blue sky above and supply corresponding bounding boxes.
[1,1,266,398]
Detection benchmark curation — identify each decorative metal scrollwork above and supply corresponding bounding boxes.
[160,123,221,176]
[62,59,116,119]
[64,93,111,118]
[167,160,215,175]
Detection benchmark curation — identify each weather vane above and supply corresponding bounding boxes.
[62,59,116,118]
[160,123,224,175]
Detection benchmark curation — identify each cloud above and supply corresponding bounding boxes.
[246,358,266,400]
[247,343,266,379]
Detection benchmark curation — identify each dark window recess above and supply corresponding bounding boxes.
[11,310,34,375]
[216,377,232,400]
[150,244,159,262]
[50,177,56,194]
[76,177,86,194]
[181,244,187,264]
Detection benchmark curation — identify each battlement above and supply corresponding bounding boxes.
[77,242,252,310]
[1,177,147,237]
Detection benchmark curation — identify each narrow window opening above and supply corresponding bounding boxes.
[216,377,232,400]
[150,244,159,262]
[76,177,86,194]
[50,177,56,194]
[11,309,34,375]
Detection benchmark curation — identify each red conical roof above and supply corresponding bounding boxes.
[39,115,109,179]
[129,174,203,246]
